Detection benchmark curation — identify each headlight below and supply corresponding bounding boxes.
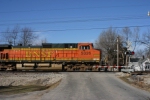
[93,58,99,60]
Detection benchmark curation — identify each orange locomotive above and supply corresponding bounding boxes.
[0,43,101,71]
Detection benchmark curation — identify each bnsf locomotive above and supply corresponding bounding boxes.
[0,43,101,71]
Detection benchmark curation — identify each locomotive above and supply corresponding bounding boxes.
[0,43,101,71]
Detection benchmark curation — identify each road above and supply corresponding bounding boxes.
[1,72,150,100]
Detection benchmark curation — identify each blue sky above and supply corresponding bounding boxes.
[0,0,150,45]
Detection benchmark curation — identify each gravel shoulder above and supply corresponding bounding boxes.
[0,72,63,95]
[116,72,150,92]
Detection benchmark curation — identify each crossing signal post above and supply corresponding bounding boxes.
[125,51,134,67]
[117,37,119,66]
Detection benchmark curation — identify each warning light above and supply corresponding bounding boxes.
[130,51,134,55]
[125,51,134,55]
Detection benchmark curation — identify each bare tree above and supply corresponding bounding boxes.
[11,25,19,45]
[145,48,150,59]
[1,27,13,44]
[129,27,141,52]
[141,28,150,58]
[122,27,132,50]
[121,27,141,65]
[95,27,118,50]
[41,38,47,43]
[121,27,140,50]
[19,27,38,46]
[95,27,123,65]
[134,49,145,58]
[141,28,150,47]
[0,25,20,45]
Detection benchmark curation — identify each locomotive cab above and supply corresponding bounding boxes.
[78,43,100,64]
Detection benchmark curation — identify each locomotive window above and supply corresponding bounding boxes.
[0,53,2,59]
[80,45,90,50]
[3,54,5,59]
[6,53,8,59]
[86,46,90,49]
[64,44,77,48]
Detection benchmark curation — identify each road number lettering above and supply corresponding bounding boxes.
[81,52,91,55]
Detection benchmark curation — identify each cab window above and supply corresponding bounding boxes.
[80,45,90,50]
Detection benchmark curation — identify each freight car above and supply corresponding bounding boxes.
[0,43,101,71]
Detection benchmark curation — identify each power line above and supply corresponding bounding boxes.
[34,25,150,32]
[0,16,149,26]
[0,15,146,23]
[1,24,150,33]
[0,5,149,13]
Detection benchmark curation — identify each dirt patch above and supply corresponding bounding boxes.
[119,76,133,84]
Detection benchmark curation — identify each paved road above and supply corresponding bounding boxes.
[1,72,150,100]
[41,72,150,100]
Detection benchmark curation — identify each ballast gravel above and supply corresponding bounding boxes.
[0,72,63,86]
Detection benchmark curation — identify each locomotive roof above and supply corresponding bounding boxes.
[42,43,78,45]
[12,46,42,48]
[42,43,78,48]
[0,44,12,47]
[12,43,78,48]
[0,43,93,49]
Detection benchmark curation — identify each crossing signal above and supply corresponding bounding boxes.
[125,51,134,55]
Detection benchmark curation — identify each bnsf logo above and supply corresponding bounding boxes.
[26,51,52,57]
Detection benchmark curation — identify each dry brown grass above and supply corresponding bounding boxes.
[120,76,150,92]
[0,79,61,95]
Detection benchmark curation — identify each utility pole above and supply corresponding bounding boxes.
[148,11,150,16]
[117,36,119,66]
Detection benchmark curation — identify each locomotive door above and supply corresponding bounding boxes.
[0,53,9,60]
